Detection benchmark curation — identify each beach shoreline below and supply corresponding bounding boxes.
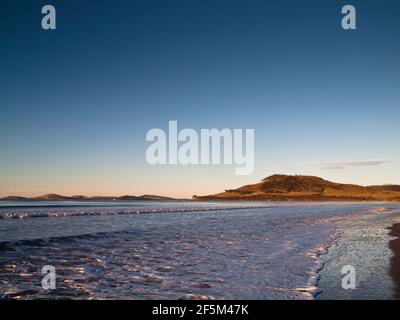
[317,207,400,300]
[388,223,400,299]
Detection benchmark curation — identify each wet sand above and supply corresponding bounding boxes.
[388,223,400,299]
[318,208,397,300]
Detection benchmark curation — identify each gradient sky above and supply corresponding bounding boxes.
[1,0,399,198]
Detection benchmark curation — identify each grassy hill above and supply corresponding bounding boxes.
[194,174,400,202]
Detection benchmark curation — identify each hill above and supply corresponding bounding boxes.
[0,196,29,201]
[0,194,177,201]
[193,174,400,202]
[36,194,71,200]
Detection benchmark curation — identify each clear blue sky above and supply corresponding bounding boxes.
[1,0,399,197]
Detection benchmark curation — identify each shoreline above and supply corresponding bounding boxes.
[313,231,339,299]
[388,223,400,299]
[317,206,400,299]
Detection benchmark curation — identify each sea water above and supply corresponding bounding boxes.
[0,201,399,299]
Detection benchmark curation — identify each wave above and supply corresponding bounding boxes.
[0,201,386,220]
[0,204,278,219]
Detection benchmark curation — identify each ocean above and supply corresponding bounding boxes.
[0,201,399,299]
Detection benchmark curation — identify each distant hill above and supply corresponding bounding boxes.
[0,194,177,201]
[193,174,400,202]
[139,194,176,200]
[0,196,29,201]
[36,194,71,200]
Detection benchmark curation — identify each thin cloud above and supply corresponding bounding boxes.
[321,159,392,170]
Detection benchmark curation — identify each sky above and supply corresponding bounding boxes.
[0,0,399,198]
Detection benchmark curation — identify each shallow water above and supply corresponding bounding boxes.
[0,201,399,299]
[318,206,400,299]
